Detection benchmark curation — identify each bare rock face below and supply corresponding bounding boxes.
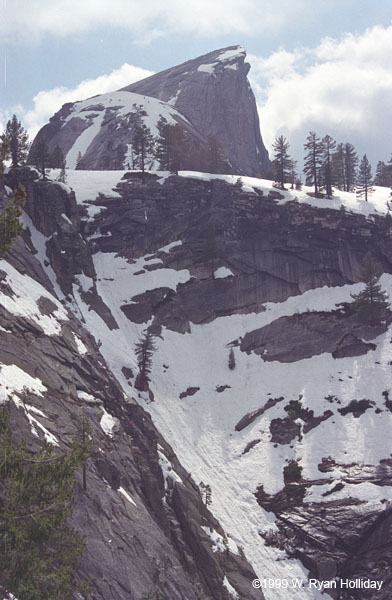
[123,45,271,177]
[29,46,271,176]
[83,174,392,336]
[0,175,264,600]
[240,311,385,362]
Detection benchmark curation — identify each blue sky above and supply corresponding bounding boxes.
[1,0,392,166]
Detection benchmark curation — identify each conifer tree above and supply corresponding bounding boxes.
[331,142,346,190]
[57,160,67,184]
[0,134,10,176]
[0,184,26,257]
[50,145,65,169]
[350,253,390,324]
[344,142,358,191]
[31,139,50,179]
[135,330,156,391]
[289,159,298,190]
[228,348,236,370]
[198,481,212,507]
[132,125,154,181]
[356,154,374,201]
[75,151,84,170]
[272,135,291,190]
[303,132,324,195]
[374,160,391,187]
[156,120,186,174]
[0,407,88,600]
[5,115,29,167]
[321,135,336,197]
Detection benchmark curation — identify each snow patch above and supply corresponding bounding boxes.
[118,486,137,507]
[0,365,47,404]
[223,576,239,599]
[214,266,234,279]
[100,407,116,437]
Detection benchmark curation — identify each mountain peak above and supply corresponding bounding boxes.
[30,46,271,177]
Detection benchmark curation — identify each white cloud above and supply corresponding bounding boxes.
[3,0,312,43]
[249,25,392,167]
[1,63,152,139]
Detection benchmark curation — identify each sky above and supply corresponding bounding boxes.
[1,0,392,168]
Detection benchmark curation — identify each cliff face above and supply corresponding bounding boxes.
[3,167,392,599]
[29,46,271,176]
[122,46,271,177]
[0,169,263,600]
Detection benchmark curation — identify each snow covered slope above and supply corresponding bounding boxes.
[39,168,392,599]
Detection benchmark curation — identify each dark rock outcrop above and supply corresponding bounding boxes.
[240,311,386,362]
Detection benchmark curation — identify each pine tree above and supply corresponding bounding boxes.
[156,120,186,174]
[350,253,390,324]
[331,142,346,190]
[228,348,236,370]
[75,151,84,170]
[0,184,26,257]
[344,142,358,191]
[303,132,324,195]
[31,139,50,180]
[135,330,156,391]
[321,135,336,198]
[0,134,10,176]
[374,160,392,187]
[132,125,154,181]
[289,159,298,190]
[356,154,374,202]
[272,135,291,190]
[57,160,67,184]
[204,219,218,279]
[50,145,65,169]
[5,115,29,167]
[0,407,88,600]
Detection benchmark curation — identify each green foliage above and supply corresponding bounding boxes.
[5,115,29,167]
[75,151,84,170]
[303,131,324,195]
[0,134,10,175]
[132,125,155,179]
[135,330,157,391]
[0,407,88,600]
[356,154,374,201]
[50,145,65,169]
[228,347,236,370]
[30,139,51,179]
[321,134,336,198]
[283,460,302,484]
[0,184,26,258]
[374,160,392,187]
[156,120,187,174]
[350,252,390,324]
[343,142,358,191]
[272,135,291,190]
